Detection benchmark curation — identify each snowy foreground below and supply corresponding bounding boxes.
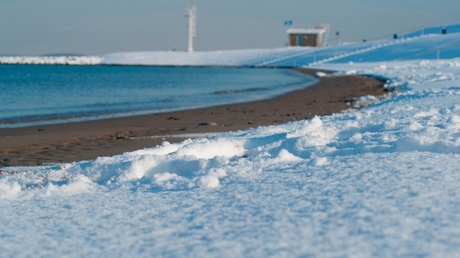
[2,30,460,256]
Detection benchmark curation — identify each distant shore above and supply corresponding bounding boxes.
[0,68,387,167]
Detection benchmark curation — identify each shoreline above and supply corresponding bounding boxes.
[0,68,387,167]
[0,67,317,129]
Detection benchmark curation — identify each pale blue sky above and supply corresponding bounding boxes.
[0,0,458,55]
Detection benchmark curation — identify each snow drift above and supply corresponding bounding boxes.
[2,25,460,257]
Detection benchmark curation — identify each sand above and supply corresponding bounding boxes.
[0,68,388,167]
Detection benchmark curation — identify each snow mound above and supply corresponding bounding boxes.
[3,64,460,255]
[4,65,460,196]
[3,26,460,256]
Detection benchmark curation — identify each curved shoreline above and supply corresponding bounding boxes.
[0,68,387,167]
[0,67,318,129]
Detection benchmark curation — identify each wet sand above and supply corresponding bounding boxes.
[0,68,388,167]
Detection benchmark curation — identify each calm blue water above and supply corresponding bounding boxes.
[0,65,317,128]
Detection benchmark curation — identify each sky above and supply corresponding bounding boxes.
[0,0,458,56]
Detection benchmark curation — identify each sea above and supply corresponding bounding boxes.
[0,65,317,128]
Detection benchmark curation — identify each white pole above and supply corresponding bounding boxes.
[187,4,196,53]
[324,23,331,46]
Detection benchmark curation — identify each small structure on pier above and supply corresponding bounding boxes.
[286,28,326,47]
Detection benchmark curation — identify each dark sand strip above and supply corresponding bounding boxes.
[0,68,388,167]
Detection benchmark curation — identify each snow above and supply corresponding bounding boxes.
[2,26,460,256]
[2,25,459,67]
[0,55,101,65]
[100,48,311,66]
[286,28,326,34]
[98,33,460,67]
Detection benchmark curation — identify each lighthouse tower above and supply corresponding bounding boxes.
[186,4,196,53]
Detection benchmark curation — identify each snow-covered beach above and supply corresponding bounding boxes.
[1,25,460,256]
[0,68,384,167]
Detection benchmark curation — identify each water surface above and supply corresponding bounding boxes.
[0,65,317,128]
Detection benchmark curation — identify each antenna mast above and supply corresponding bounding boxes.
[186,4,196,53]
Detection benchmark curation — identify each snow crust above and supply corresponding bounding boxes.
[2,28,460,256]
